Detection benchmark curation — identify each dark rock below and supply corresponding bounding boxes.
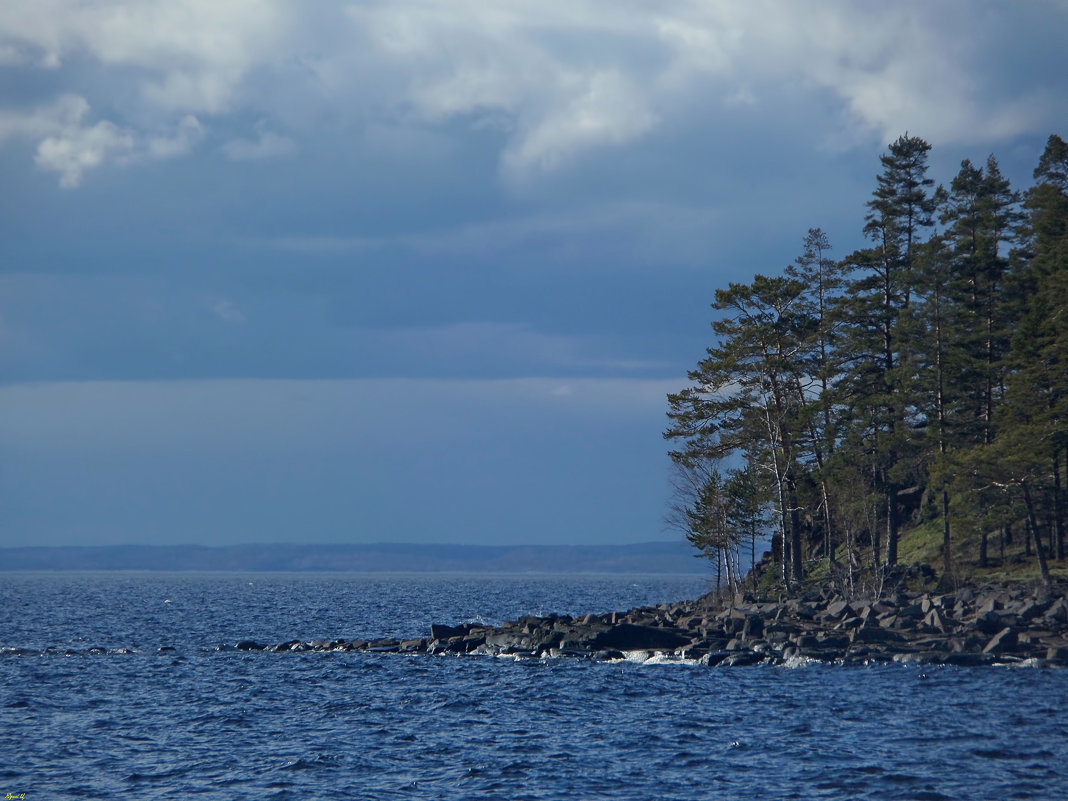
[851,628,905,644]
[588,623,691,652]
[430,636,470,654]
[367,639,400,653]
[922,609,947,633]
[558,638,592,653]
[823,600,854,620]
[793,635,820,649]
[722,651,763,667]
[485,630,531,650]
[742,615,764,640]
[977,597,999,615]
[1044,646,1068,664]
[702,650,731,666]
[816,633,851,650]
[235,640,264,651]
[975,611,1005,635]
[898,603,924,620]
[982,627,1019,654]
[430,623,469,640]
[529,630,564,653]
[1043,598,1068,624]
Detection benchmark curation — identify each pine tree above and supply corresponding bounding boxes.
[785,228,846,568]
[840,134,937,567]
[666,273,811,585]
[931,155,1023,569]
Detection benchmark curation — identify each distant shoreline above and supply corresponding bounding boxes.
[0,541,708,575]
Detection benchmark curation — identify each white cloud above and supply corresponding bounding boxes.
[345,0,1067,161]
[0,94,89,144]
[500,70,657,179]
[0,0,1064,184]
[0,0,290,112]
[0,95,205,186]
[35,119,136,188]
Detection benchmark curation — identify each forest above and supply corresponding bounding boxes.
[665,133,1068,595]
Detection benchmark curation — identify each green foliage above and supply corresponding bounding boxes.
[667,132,1068,593]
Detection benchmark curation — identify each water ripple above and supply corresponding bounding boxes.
[2,574,1067,800]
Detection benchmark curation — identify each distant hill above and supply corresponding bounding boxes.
[0,541,708,574]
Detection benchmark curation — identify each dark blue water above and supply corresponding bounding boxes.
[2,573,1067,800]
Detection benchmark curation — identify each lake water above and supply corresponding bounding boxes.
[2,573,1067,800]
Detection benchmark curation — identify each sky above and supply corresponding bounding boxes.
[1,1,1067,548]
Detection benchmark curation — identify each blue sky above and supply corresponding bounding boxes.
[1,1,1066,547]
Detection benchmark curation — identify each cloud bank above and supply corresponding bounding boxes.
[1,0,1063,186]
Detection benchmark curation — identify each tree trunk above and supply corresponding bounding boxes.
[942,489,952,576]
[1053,453,1065,560]
[886,487,899,567]
[786,472,803,585]
[1022,481,1052,589]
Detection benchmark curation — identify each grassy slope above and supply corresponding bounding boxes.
[895,517,1068,585]
[779,517,1068,596]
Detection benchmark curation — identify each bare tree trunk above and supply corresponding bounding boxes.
[942,489,952,575]
[1022,481,1052,589]
[1059,450,1067,560]
[786,471,803,585]
[886,484,899,567]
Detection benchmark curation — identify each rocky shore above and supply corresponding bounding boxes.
[6,581,1065,665]
[227,581,1068,668]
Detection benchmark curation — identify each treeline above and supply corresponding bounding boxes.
[665,133,1067,593]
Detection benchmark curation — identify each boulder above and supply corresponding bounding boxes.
[922,609,947,633]
[589,623,692,652]
[430,623,468,640]
[742,615,764,640]
[982,627,1019,655]
[851,628,905,644]
[1044,646,1068,664]
[977,597,999,615]
[823,600,854,620]
[722,651,763,667]
[366,638,400,653]
[701,650,731,666]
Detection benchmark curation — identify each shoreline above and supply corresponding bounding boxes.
[223,580,1068,668]
[5,579,1065,666]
